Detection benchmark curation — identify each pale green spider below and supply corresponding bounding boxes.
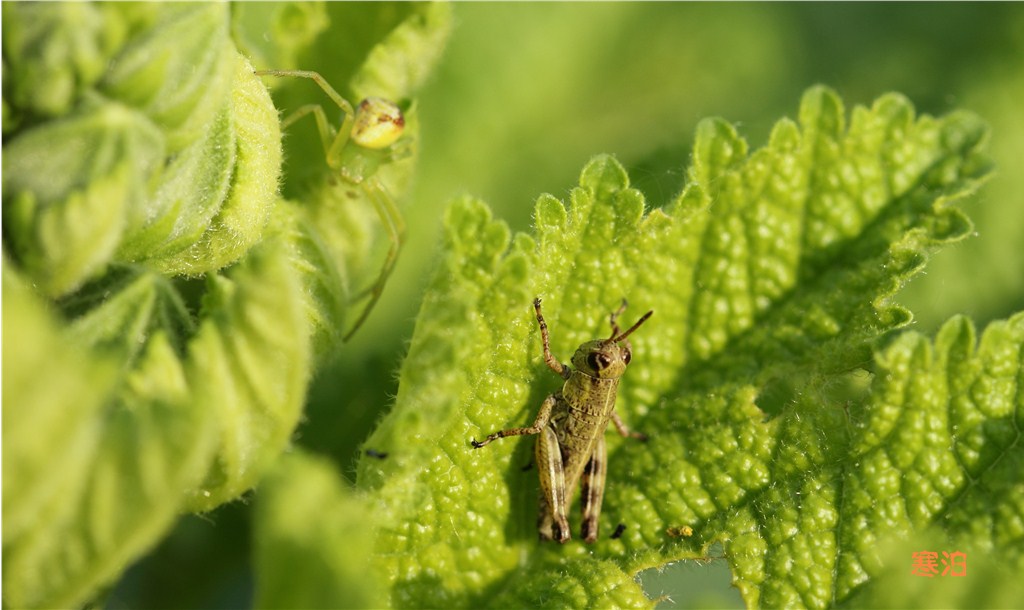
[256,69,407,341]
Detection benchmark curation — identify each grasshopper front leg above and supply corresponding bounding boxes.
[470,394,557,448]
[471,394,573,543]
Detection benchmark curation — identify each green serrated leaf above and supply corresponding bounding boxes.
[814,312,1024,607]
[343,86,1004,608]
[183,215,312,512]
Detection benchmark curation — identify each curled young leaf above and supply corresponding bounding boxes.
[150,51,282,277]
[101,3,234,152]
[116,101,237,265]
[1,2,121,121]
[183,215,312,512]
[349,2,455,103]
[1,264,216,609]
[2,100,165,296]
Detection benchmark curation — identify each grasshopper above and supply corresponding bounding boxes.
[472,297,652,543]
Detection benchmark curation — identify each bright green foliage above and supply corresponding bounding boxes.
[1,2,123,119]
[344,87,1018,608]
[3,2,1020,608]
[100,4,236,152]
[2,101,165,296]
[144,50,282,277]
[2,3,451,608]
[2,226,310,608]
[2,4,277,293]
[254,449,386,610]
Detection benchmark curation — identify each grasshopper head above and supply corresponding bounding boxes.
[570,307,653,379]
[572,340,631,379]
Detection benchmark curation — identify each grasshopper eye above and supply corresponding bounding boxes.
[587,352,611,371]
[622,348,632,365]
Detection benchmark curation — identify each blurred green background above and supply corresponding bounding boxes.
[114,4,1024,608]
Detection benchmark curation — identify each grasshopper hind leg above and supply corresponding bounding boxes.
[535,426,570,543]
[580,434,608,543]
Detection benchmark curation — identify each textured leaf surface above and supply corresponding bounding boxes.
[181,220,312,512]
[4,3,1017,607]
[1,4,280,289]
[342,87,1011,608]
